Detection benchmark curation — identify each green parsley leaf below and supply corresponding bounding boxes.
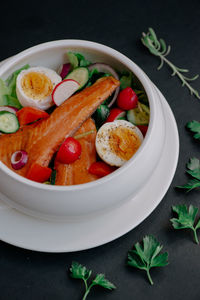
[127,235,168,285]
[177,179,200,192]
[170,205,200,244]
[187,120,200,140]
[186,158,200,180]
[177,158,200,191]
[70,261,92,281]
[93,273,116,290]
[69,262,116,300]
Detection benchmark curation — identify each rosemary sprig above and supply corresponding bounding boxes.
[141,28,200,99]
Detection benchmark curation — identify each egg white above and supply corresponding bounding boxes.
[96,120,143,167]
[16,67,62,110]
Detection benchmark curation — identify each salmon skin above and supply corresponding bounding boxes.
[55,118,98,185]
[0,76,120,179]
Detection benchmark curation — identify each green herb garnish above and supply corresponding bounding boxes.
[177,157,200,191]
[171,204,200,244]
[127,235,168,285]
[70,261,116,300]
[141,28,200,99]
[187,120,200,140]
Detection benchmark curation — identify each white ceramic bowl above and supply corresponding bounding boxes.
[0,40,166,220]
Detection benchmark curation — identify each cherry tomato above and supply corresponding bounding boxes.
[137,125,148,137]
[88,161,116,177]
[106,108,125,123]
[117,87,138,110]
[56,137,82,164]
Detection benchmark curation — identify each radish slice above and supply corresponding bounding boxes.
[11,150,28,170]
[57,63,71,79]
[0,106,19,114]
[52,79,80,106]
[88,63,120,107]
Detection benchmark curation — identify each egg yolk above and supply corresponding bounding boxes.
[109,127,141,160]
[21,72,53,100]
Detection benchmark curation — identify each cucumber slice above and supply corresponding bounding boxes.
[65,67,89,89]
[0,111,19,133]
[127,102,150,126]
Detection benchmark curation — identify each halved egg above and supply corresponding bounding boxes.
[96,120,143,167]
[16,67,62,110]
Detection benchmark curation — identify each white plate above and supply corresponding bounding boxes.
[0,87,179,252]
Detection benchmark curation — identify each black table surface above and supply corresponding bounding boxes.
[1,0,200,299]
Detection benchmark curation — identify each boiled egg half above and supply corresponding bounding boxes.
[16,67,62,110]
[96,120,143,167]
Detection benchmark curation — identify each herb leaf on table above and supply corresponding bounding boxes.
[141,28,200,99]
[170,205,200,244]
[70,261,116,300]
[187,120,200,140]
[177,158,200,191]
[127,235,168,285]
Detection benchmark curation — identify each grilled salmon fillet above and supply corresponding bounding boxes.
[55,118,98,185]
[0,76,120,179]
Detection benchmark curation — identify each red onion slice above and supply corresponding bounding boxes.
[0,106,19,114]
[88,63,120,107]
[11,150,28,170]
[57,63,71,79]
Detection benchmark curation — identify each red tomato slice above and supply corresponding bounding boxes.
[88,161,116,177]
[137,125,148,136]
[16,107,49,126]
[27,163,52,183]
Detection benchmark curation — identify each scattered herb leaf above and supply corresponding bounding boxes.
[171,205,200,244]
[127,235,168,285]
[187,120,200,140]
[141,28,200,99]
[70,262,116,300]
[177,158,200,191]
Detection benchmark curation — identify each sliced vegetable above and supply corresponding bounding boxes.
[52,79,80,106]
[117,87,138,110]
[0,111,19,133]
[88,161,116,177]
[27,163,52,183]
[58,63,71,79]
[65,67,89,89]
[93,104,110,127]
[56,137,82,164]
[137,125,148,136]
[88,63,120,107]
[16,107,49,126]
[67,52,79,69]
[127,102,150,126]
[0,106,18,114]
[11,150,28,170]
[106,108,125,122]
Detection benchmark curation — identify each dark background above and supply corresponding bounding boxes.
[1,0,200,299]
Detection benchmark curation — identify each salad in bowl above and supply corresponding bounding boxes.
[0,51,150,186]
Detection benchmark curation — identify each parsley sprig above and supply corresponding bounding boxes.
[70,261,116,300]
[171,205,200,244]
[187,120,200,140]
[127,235,168,285]
[177,157,200,191]
[141,28,200,99]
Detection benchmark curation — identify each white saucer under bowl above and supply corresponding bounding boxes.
[0,87,179,252]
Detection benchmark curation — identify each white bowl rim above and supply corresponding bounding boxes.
[0,39,156,191]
